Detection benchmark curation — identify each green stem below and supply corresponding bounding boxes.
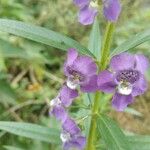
[100,22,115,70]
[86,92,100,150]
[86,22,115,150]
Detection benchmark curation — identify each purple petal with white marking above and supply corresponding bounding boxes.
[64,136,86,150]
[112,92,133,111]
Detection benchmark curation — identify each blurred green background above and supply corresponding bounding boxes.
[0,0,150,150]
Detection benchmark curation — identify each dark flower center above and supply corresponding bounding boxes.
[116,69,140,84]
[68,67,85,82]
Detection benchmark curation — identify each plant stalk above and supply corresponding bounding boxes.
[86,92,100,150]
[86,22,115,150]
[100,22,115,70]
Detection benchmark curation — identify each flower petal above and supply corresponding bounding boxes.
[80,75,98,92]
[112,92,133,111]
[64,136,86,150]
[51,106,67,123]
[78,6,98,25]
[97,70,116,93]
[73,56,97,76]
[110,53,135,71]
[103,0,121,22]
[67,48,78,66]
[62,117,80,135]
[64,48,78,76]
[135,54,149,74]
[60,85,78,107]
[132,75,148,97]
[73,0,90,8]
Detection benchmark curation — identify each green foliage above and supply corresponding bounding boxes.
[97,115,131,150]
[0,121,60,144]
[111,29,150,57]
[0,19,93,57]
[88,18,101,59]
[128,135,150,150]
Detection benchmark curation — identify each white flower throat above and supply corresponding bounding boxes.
[50,97,61,107]
[118,82,132,95]
[90,1,98,8]
[116,69,140,95]
[67,78,78,90]
[60,132,71,143]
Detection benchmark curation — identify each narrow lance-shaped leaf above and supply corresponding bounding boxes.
[97,115,131,150]
[88,18,101,59]
[0,121,61,144]
[111,29,150,57]
[124,107,142,117]
[0,19,94,57]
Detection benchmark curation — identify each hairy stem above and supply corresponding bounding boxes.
[86,22,115,150]
[100,22,115,70]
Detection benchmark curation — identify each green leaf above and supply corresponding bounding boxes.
[0,39,49,64]
[128,135,150,150]
[0,121,61,144]
[88,18,101,59]
[0,19,94,57]
[98,115,131,150]
[3,145,25,150]
[124,107,142,117]
[0,80,17,105]
[111,29,150,57]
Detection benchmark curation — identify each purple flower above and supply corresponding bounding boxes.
[103,0,121,22]
[49,95,67,123]
[73,0,90,8]
[78,5,98,25]
[50,85,78,122]
[74,0,98,25]
[64,48,98,92]
[60,85,78,107]
[97,53,149,111]
[61,116,86,150]
[61,132,86,150]
[62,117,81,135]
[73,0,121,25]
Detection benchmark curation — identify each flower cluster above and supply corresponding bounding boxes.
[49,49,149,149]
[73,0,121,25]
[50,48,98,150]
